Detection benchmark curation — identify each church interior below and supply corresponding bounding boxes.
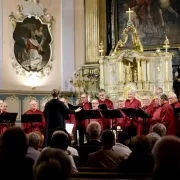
[0,0,180,179]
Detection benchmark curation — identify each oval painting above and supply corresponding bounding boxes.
[13,16,52,72]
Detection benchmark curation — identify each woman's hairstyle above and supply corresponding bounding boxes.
[51,89,59,98]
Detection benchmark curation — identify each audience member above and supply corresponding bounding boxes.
[113,131,132,160]
[120,135,154,173]
[151,136,180,180]
[79,122,102,165]
[49,131,78,172]
[0,127,34,180]
[33,148,71,180]
[87,130,123,167]
[54,127,79,157]
[26,132,41,161]
[152,123,167,137]
[146,133,161,151]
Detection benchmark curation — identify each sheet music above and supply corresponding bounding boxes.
[65,123,74,134]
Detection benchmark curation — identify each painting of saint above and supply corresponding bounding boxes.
[117,0,180,47]
[13,16,52,71]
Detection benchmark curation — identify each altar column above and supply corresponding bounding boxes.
[99,58,105,89]
[85,0,99,63]
[0,0,2,88]
[141,58,146,89]
[118,58,124,90]
[137,58,142,89]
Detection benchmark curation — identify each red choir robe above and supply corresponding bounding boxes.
[125,98,141,127]
[89,109,104,131]
[149,106,161,132]
[115,108,127,130]
[160,102,175,135]
[172,102,180,135]
[22,109,45,134]
[98,99,114,129]
[77,102,92,130]
[137,104,154,135]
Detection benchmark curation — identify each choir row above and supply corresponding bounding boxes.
[0,88,179,139]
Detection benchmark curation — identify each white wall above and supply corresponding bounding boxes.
[2,0,61,91]
[61,0,75,91]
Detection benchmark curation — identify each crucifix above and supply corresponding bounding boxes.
[126,8,134,22]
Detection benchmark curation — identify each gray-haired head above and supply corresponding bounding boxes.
[152,123,167,137]
[155,87,163,96]
[87,122,101,140]
[147,132,161,151]
[28,132,41,149]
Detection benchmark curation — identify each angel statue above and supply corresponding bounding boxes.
[18,23,47,71]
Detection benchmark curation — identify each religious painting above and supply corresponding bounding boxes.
[116,0,180,48]
[13,17,52,72]
[9,0,55,77]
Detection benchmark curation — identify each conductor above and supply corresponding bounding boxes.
[44,89,82,146]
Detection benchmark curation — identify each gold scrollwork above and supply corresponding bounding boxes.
[9,0,55,78]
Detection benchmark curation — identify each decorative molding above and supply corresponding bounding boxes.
[4,95,21,120]
[9,0,55,78]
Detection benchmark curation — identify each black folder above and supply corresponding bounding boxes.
[98,104,108,110]
[68,104,83,110]
[100,109,123,119]
[136,107,152,119]
[174,107,180,118]
[121,108,137,118]
[0,113,18,123]
[75,110,102,120]
[21,114,42,123]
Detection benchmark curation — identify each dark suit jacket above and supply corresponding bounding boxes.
[79,140,102,165]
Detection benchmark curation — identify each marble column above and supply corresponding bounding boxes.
[61,0,75,91]
[99,58,104,89]
[85,0,99,63]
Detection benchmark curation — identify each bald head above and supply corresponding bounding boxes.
[142,95,151,107]
[30,100,37,111]
[118,97,125,108]
[155,87,163,96]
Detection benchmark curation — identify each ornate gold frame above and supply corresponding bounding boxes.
[9,0,55,78]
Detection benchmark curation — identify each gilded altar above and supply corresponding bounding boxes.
[99,49,173,105]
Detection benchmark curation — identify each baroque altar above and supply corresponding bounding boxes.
[98,11,173,104]
[74,8,173,106]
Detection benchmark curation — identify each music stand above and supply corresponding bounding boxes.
[21,114,42,132]
[100,109,123,129]
[121,108,137,118]
[137,108,152,134]
[98,104,107,110]
[68,104,83,110]
[75,110,102,121]
[0,113,18,134]
[121,108,151,134]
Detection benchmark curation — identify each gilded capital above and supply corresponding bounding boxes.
[99,59,104,64]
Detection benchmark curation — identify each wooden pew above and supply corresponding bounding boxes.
[72,172,152,179]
